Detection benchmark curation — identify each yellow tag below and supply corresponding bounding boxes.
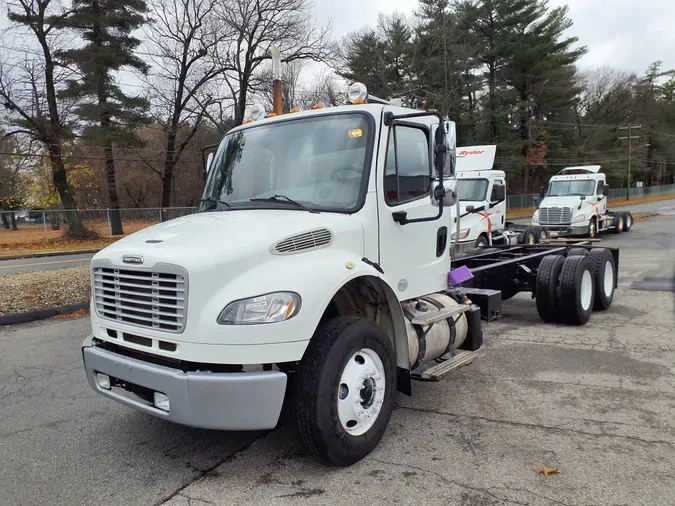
[345,261,356,270]
[348,128,363,138]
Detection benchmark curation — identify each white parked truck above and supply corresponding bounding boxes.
[532,165,634,238]
[82,80,621,467]
[453,145,550,253]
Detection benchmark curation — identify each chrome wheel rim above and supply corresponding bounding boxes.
[337,348,386,436]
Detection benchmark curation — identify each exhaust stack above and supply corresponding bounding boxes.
[271,47,282,116]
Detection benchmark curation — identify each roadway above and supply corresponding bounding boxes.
[1,214,674,506]
[0,253,94,275]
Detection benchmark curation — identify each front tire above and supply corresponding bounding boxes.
[475,235,489,248]
[293,317,396,466]
[588,217,597,238]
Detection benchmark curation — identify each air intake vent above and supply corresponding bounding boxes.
[272,228,333,255]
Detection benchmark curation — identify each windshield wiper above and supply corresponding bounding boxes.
[249,194,319,214]
[199,196,231,210]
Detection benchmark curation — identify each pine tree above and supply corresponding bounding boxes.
[59,0,150,235]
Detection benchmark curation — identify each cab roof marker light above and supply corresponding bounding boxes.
[249,104,265,121]
[348,82,368,104]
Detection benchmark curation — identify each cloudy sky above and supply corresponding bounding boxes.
[320,0,675,75]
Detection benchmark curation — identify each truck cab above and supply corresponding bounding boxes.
[533,166,611,238]
[81,81,486,467]
[452,146,508,250]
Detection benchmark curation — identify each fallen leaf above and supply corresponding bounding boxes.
[51,308,89,320]
[536,467,559,478]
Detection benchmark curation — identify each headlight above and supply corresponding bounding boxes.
[573,214,586,223]
[532,211,539,224]
[217,292,301,325]
[451,228,471,240]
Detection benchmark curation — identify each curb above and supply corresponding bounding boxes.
[0,249,100,261]
[0,302,89,326]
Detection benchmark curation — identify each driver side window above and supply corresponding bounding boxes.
[384,126,431,206]
[490,180,505,202]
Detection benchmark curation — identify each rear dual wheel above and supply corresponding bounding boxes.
[536,250,615,324]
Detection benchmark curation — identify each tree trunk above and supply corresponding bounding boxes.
[10,211,18,231]
[161,129,178,208]
[1,212,9,229]
[519,88,530,193]
[104,143,124,235]
[235,79,249,126]
[48,145,87,236]
[488,63,498,143]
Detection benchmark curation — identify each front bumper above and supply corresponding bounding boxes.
[82,335,287,430]
[536,224,587,237]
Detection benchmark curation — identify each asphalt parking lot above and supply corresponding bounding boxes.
[1,215,674,506]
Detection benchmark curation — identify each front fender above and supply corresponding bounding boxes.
[188,248,404,348]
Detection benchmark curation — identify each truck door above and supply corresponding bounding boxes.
[488,177,506,232]
[596,179,608,215]
[376,116,449,300]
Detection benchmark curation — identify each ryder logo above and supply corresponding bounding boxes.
[457,149,485,157]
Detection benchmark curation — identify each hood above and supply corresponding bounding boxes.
[539,196,581,208]
[94,210,365,272]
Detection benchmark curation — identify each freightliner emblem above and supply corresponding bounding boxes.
[122,255,144,265]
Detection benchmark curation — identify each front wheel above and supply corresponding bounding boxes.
[588,218,597,238]
[293,317,396,466]
[475,235,489,248]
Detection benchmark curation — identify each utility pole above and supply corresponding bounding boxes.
[618,125,641,200]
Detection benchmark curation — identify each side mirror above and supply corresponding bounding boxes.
[434,119,456,177]
[431,179,457,208]
[539,185,547,198]
[533,196,541,209]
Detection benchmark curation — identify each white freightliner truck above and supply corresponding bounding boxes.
[81,80,621,466]
[452,145,551,253]
[532,165,634,238]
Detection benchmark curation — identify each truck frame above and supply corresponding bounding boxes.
[533,165,634,238]
[81,75,621,467]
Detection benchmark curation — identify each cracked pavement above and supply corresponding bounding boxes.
[1,215,674,506]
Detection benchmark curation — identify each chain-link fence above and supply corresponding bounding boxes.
[2,182,674,246]
[0,207,197,245]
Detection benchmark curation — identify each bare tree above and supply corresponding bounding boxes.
[298,69,344,109]
[143,0,234,207]
[0,0,90,237]
[213,0,336,126]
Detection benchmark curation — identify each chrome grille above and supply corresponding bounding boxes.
[93,265,187,333]
[539,206,572,225]
[272,228,333,254]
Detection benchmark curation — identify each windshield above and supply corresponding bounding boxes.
[458,178,489,201]
[200,113,373,213]
[548,180,595,197]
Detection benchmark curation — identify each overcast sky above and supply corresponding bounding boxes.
[321,0,675,75]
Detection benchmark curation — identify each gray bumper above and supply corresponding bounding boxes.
[82,336,287,430]
[538,225,587,237]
